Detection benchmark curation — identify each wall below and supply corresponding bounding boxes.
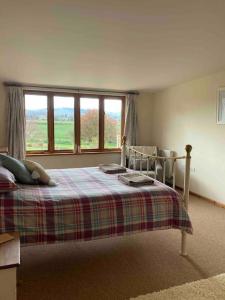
[28,152,121,169]
[152,70,225,204]
[135,92,153,145]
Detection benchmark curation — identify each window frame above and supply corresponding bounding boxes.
[24,90,125,155]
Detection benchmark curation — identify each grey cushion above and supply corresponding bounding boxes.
[0,166,18,193]
[158,149,175,179]
[0,154,35,184]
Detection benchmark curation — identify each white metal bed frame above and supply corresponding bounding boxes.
[121,136,192,256]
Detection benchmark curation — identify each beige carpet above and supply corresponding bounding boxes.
[131,273,225,300]
[17,195,225,300]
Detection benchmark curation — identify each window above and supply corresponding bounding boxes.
[80,97,99,149]
[54,96,75,150]
[25,94,48,151]
[24,91,125,154]
[104,99,122,148]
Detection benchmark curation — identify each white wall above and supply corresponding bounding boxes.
[135,92,153,145]
[27,152,121,169]
[152,69,225,204]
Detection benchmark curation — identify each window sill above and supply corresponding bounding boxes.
[26,150,121,157]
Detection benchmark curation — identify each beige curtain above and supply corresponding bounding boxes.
[7,86,26,160]
[124,94,137,146]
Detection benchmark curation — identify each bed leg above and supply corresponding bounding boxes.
[121,136,127,167]
[180,230,188,256]
[180,145,192,257]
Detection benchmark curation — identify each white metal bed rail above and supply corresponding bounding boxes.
[127,147,185,188]
[121,136,192,256]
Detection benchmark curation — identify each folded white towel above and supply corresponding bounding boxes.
[99,163,126,174]
[118,173,154,186]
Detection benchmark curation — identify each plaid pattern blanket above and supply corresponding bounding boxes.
[0,167,192,245]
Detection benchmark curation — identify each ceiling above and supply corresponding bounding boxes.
[1,0,225,91]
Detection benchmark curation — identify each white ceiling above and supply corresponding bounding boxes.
[1,0,225,91]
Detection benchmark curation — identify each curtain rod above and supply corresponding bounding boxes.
[4,82,139,95]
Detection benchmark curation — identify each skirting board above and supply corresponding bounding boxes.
[176,186,225,210]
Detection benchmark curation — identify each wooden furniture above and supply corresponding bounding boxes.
[0,232,20,300]
[121,136,192,256]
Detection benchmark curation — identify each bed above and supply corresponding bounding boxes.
[0,167,192,247]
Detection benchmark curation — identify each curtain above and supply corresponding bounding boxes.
[7,86,26,160]
[124,94,137,146]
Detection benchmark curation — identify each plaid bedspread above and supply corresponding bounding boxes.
[0,167,192,245]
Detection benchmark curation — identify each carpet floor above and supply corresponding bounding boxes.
[17,195,225,300]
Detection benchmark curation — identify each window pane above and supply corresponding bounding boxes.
[25,94,48,151]
[80,97,99,149]
[54,96,75,150]
[104,99,122,148]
